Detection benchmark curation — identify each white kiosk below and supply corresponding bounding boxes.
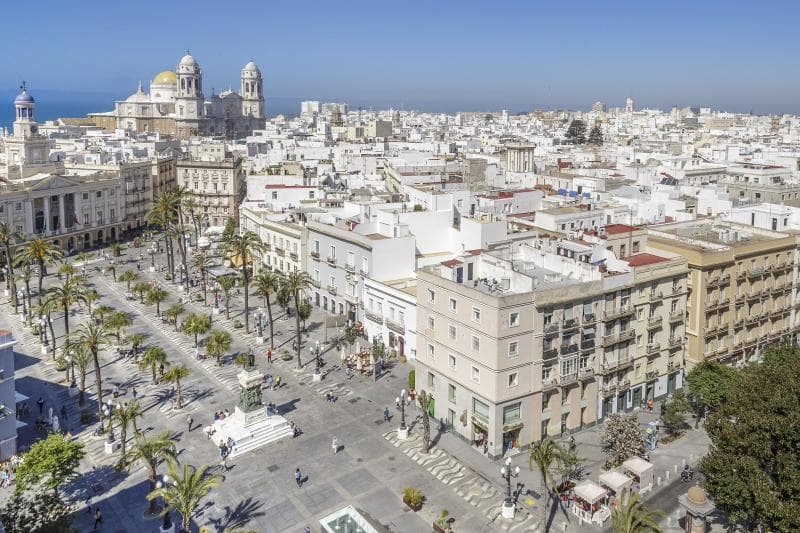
[622,457,654,494]
[572,480,611,526]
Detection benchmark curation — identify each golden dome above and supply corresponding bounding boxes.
[687,486,707,505]
[152,70,177,85]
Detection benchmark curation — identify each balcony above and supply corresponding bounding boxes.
[543,348,558,360]
[326,256,337,265]
[737,270,747,280]
[274,248,285,257]
[327,285,337,295]
[359,268,369,277]
[706,275,719,288]
[542,376,559,389]
[386,318,405,334]
[310,251,320,261]
[580,339,595,351]
[561,373,578,386]
[544,323,559,336]
[290,252,298,261]
[734,293,745,304]
[671,285,682,296]
[604,305,634,321]
[600,354,632,372]
[310,279,321,288]
[562,318,580,331]
[647,315,662,329]
[617,379,631,391]
[748,267,764,279]
[579,367,595,379]
[668,336,682,348]
[745,315,760,325]
[645,343,661,356]
[582,313,596,324]
[719,273,730,285]
[645,369,659,380]
[602,328,635,347]
[648,291,663,303]
[344,263,356,273]
[668,310,684,323]
[601,383,617,395]
[343,292,360,305]
[560,344,578,356]
[365,310,383,324]
[705,299,729,312]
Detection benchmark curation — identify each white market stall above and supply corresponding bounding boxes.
[571,480,611,526]
[599,470,633,496]
[622,457,654,494]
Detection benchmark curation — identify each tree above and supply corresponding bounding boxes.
[16,238,64,303]
[686,360,739,425]
[192,252,212,305]
[109,241,126,258]
[700,344,800,532]
[84,289,100,317]
[206,330,232,366]
[282,271,311,369]
[182,313,211,348]
[565,119,587,144]
[183,194,201,245]
[38,296,59,356]
[66,346,91,409]
[661,391,690,437]
[14,433,85,493]
[529,437,564,532]
[222,217,237,242]
[93,304,114,322]
[104,310,133,346]
[147,460,221,533]
[141,347,168,385]
[112,400,144,463]
[298,300,311,331]
[57,262,76,280]
[0,222,22,312]
[14,257,33,318]
[600,413,645,468]
[72,321,111,422]
[611,490,664,533]
[216,274,236,319]
[124,432,177,516]
[132,281,150,304]
[149,191,182,281]
[166,223,190,287]
[587,125,604,145]
[554,437,586,490]
[146,286,169,316]
[253,270,281,348]
[43,276,86,356]
[227,231,265,334]
[166,303,185,332]
[127,332,147,362]
[418,390,431,454]
[163,364,190,409]
[119,269,139,291]
[0,488,74,532]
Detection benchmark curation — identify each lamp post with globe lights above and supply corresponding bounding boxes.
[500,457,520,518]
[397,389,410,439]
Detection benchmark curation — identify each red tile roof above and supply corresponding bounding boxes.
[441,259,464,267]
[604,224,638,235]
[625,253,668,267]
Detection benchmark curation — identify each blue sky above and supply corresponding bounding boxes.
[2,0,799,113]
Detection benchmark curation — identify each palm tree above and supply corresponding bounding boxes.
[148,191,181,280]
[16,238,64,303]
[93,304,115,322]
[216,274,236,319]
[127,333,146,362]
[38,296,59,355]
[112,400,144,462]
[109,242,125,258]
[44,276,86,356]
[191,253,212,304]
[227,231,265,334]
[146,460,221,533]
[611,490,664,533]
[163,365,190,409]
[71,345,92,407]
[166,223,190,286]
[132,281,150,304]
[166,303,185,332]
[125,432,177,516]
[253,271,281,348]
[119,270,139,291]
[140,347,168,385]
[84,289,100,317]
[281,271,312,369]
[418,390,432,454]
[57,262,76,280]
[0,222,21,312]
[104,311,133,346]
[146,287,169,316]
[205,330,232,366]
[74,251,93,270]
[14,258,33,319]
[182,313,211,348]
[529,438,564,532]
[72,322,112,421]
[182,194,201,244]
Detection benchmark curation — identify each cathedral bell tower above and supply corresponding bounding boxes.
[240,61,264,119]
[13,82,38,139]
[175,52,204,120]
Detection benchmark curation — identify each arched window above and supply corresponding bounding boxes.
[180,78,185,90]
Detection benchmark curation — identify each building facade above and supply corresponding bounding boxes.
[176,155,244,228]
[0,330,18,460]
[240,207,307,275]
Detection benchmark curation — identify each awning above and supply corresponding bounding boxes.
[622,457,653,477]
[574,480,607,504]
[15,420,27,429]
[14,391,28,403]
[599,470,632,493]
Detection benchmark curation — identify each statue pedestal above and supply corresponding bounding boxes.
[104,440,119,455]
[397,427,409,440]
[501,502,515,519]
[149,266,155,273]
[312,372,322,382]
[256,336,265,345]
[213,307,220,315]
[41,345,48,355]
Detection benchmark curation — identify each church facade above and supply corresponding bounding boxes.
[89,53,266,139]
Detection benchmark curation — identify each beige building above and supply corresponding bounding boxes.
[648,220,800,368]
[239,206,306,274]
[176,154,244,228]
[415,233,687,457]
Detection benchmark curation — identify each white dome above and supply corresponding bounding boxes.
[243,61,261,75]
[179,53,197,67]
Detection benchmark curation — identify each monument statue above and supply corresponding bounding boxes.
[238,378,262,412]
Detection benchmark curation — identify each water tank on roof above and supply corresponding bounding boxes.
[557,188,567,196]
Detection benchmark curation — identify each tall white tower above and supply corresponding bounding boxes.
[175,52,204,120]
[13,83,38,139]
[625,96,634,113]
[240,61,265,118]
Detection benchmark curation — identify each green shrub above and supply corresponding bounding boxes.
[408,369,415,391]
[79,410,94,425]
[402,486,424,510]
[194,293,204,301]
[413,204,423,211]
[54,357,67,372]
[233,319,243,329]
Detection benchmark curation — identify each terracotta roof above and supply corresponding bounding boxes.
[625,253,668,267]
[604,224,638,235]
[441,259,464,267]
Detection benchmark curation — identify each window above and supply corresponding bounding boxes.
[328,245,336,259]
[508,341,519,358]
[82,193,89,200]
[471,336,480,352]
[472,398,489,423]
[427,316,435,330]
[427,372,435,388]
[448,325,456,339]
[15,202,22,211]
[543,309,553,325]
[83,213,89,225]
[471,366,480,383]
[309,190,315,199]
[508,373,519,388]
[96,191,102,198]
[509,312,520,327]
[96,211,103,223]
[503,403,521,424]
[448,384,456,403]
[472,307,481,322]
[449,297,457,312]
[314,240,320,253]
[448,354,456,369]
[428,289,435,303]
[427,344,435,358]
[110,209,115,221]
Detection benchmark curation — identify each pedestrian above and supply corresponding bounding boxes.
[383,407,390,422]
[395,397,400,410]
[304,527,311,533]
[187,415,194,432]
[159,363,165,377]
[295,468,302,487]
[275,375,282,389]
[132,387,137,400]
[60,405,67,421]
[220,455,229,471]
[93,507,103,529]
[332,436,338,454]
[113,384,119,398]
[36,397,44,414]
[267,349,272,365]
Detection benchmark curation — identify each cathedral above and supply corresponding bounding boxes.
[88,53,266,139]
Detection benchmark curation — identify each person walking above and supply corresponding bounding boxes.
[275,375,282,389]
[187,415,194,432]
[383,407,390,422]
[60,405,68,421]
[332,436,338,454]
[36,397,44,414]
[267,349,273,365]
[93,507,103,529]
[220,455,229,471]
[295,468,303,487]
[132,387,137,401]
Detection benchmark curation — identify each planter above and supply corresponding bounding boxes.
[281,354,293,361]
[403,497,423,512]
[432,523,452,533]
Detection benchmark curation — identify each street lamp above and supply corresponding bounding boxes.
[397,389,410,439]
[66,353,75,386]
[18,290,25,319]
[38,315,45,344]
[2,265,8,290]
[500,457,520,518]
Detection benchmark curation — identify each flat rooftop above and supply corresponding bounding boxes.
[649,220,789,250]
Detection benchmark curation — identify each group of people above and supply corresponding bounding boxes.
[0,457,20,487]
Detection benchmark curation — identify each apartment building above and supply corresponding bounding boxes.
[240,206,306,274]
[648,220,800,368]
[722,162,800,204]
[363,277,417,360]
[415,233,687,457]
[0,330,18,460]
[176,154,245,228]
